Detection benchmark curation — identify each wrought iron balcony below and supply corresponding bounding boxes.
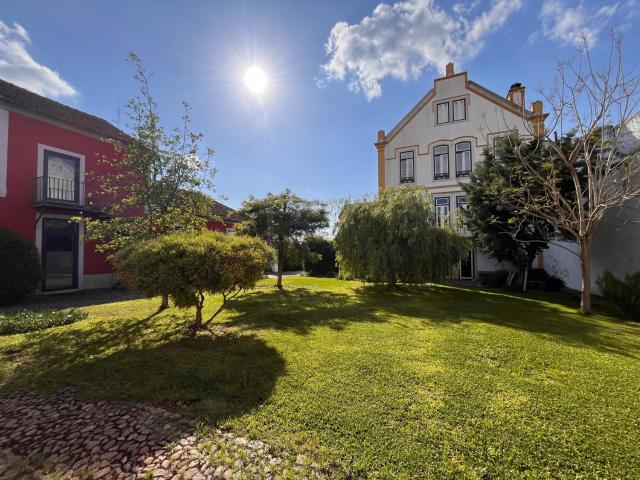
[32,176,103,214]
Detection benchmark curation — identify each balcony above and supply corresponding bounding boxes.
[456,170,472,178]
[400,176,415,184]
[32,176,103,214]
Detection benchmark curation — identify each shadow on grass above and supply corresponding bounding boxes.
[229,284,640,358]
[1,309,285,423]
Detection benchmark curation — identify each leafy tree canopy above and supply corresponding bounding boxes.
[236,189,329,287]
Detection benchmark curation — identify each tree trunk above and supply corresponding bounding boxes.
[159,294,169,310]
[192,304,203,335]
[579,237,593,314]
[522,264,529,293]
[277,256,284,289]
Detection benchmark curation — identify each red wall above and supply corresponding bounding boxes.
[0,111,118,275]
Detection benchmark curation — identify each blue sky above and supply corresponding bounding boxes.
[1,0,638,209]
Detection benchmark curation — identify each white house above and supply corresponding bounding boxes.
[375,63,546,279]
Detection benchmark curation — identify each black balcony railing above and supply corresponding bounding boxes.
[456,169,472,178]
[400,176,415,184]
[33,176,84,206]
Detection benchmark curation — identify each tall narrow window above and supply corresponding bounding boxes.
[455,141,472,177]
[492,136,503,156]
[433,145,449,180]
[456,195,470,236]
[452,99,466,121]
[399,150,415,183]
[435,197,450,227]
[436,102,449,124]
[43,150,80,203]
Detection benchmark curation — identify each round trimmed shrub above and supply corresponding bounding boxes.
[0,228,42,306]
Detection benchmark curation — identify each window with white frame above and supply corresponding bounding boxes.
[436,102,449,124]
[456,195,470,235]
[492,136,504,156]
[226,227,236,236]
[399,150,414,183]
[433,145,449,180]
[452,99,466,121]
[455,141,472,177]
[435,197,450,227]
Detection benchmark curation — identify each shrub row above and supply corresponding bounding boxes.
[0,309,88,336]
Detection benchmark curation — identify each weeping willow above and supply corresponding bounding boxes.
[334,185,469,286]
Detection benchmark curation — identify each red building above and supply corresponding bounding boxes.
[0,79,240,293]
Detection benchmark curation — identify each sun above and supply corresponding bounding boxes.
[244,66,268,95]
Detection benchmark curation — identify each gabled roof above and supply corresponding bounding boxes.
[0,78,128,141]
[384,74,536,144]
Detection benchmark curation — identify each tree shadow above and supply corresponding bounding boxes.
[1,311,286,423]
[229,284,640,358]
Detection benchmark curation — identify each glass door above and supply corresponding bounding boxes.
[42,218,79,291]
[44,150,79,203]
[460,250,474,279]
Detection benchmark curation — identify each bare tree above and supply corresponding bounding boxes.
[499,35,640,314]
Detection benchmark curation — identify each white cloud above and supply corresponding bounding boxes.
[0,20,77,98]
[539,0,624,48]
[320,0,524,100]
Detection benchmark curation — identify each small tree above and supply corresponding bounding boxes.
[236,189,329,288]
[497,37,640,313]
[304,235,337,276]
[0,229,41,306]
[334,185,468,286]
[81,53,216,309]
[463,136,553,291]
[113,231,273,334]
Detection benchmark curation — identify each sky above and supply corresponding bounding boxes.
[1,0,638,209]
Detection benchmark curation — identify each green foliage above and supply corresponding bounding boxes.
[236,189,329,287]
[597,270,640,321]
[463,136,551,274]
[113,231,273,331]
[0,228,42,306]
[334,185,468,285]
[81,53,216,255]
[2,277,639,478]
[544,275,565,292]
[0,309,87,336]
[304,236,336,276]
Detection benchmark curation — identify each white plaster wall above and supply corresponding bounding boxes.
[544,241,583,291]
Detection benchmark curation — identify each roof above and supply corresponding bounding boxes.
[466,80,534,117]
[0,78,128,141]
[210,199,243,223]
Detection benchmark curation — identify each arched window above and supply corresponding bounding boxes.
[433,145,449,180]
[455,141,472,177]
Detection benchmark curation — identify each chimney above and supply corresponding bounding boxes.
[507,83,525,108]
[445,62,454,77]
[531,100,545,137]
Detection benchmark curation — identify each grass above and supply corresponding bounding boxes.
[1,277,639,479]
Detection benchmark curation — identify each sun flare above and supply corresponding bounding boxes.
[244,66,267,95]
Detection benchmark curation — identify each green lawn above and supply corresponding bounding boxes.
[1,277,639,479]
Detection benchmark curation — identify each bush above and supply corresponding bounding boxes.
[334,186,469,285]
[0,228,41,306]
[478,270,509,287]
[597,271,640,321]
[544,275,565,292]
[0,309,87,336]
[305,236,336,277]
[114,230,273,332]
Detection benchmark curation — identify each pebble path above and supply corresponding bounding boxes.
[0,389,324,479]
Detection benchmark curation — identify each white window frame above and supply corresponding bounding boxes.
[455,141,472,177]
[435,197,450,227]
[433,145,449,180]
[399,150,415,183]
[436,102,449,124]
[452,99,466,121]
[37,144,86,204]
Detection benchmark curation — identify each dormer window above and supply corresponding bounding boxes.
[436,102,449,124]
[452,99,466,121]
[399,150,415,183]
